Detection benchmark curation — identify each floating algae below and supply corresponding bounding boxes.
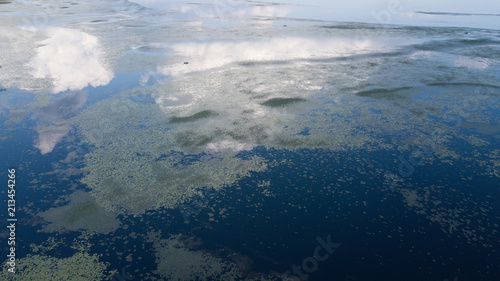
[150,233,243,281]
[0,236,109,280]
[260,97,306,108]
[0,252,109,280]
[71,50,499,217]
[80,146,267,214]
[65,30,500,247]
[169,110,218,123]
[148,65,384,152]
[38,190,121,234]
[147,233,282,281]
[355,87,413,100]
[398,185,497,248]
[73,95,268,214]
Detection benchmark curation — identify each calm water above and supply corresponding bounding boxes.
[0,0,499,280]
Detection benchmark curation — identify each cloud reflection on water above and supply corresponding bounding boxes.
[161,37,375,76]
[178,1,290,21]
[28,27,113,93]
[35,91,87,154]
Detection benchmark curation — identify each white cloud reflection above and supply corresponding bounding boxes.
[28,28,113,93]
[149,37,384,153]
[35,92,87,154]
[178,2,289,20]
[161,37,376,76]
[141,33,424,153]
[206,140,255,152]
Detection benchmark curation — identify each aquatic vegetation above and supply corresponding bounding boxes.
[355,87,413,100]
[0,252,108,280]
[148,233,282,281]
[38,190,121,234]
[71,38,499,222]
[0,235,109,280]
[151,233,243,280]
[261,97,307,107]
[74,96,268,214]
[398,185,497,248]
[1,1,498,279]
[169,110,218,123]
